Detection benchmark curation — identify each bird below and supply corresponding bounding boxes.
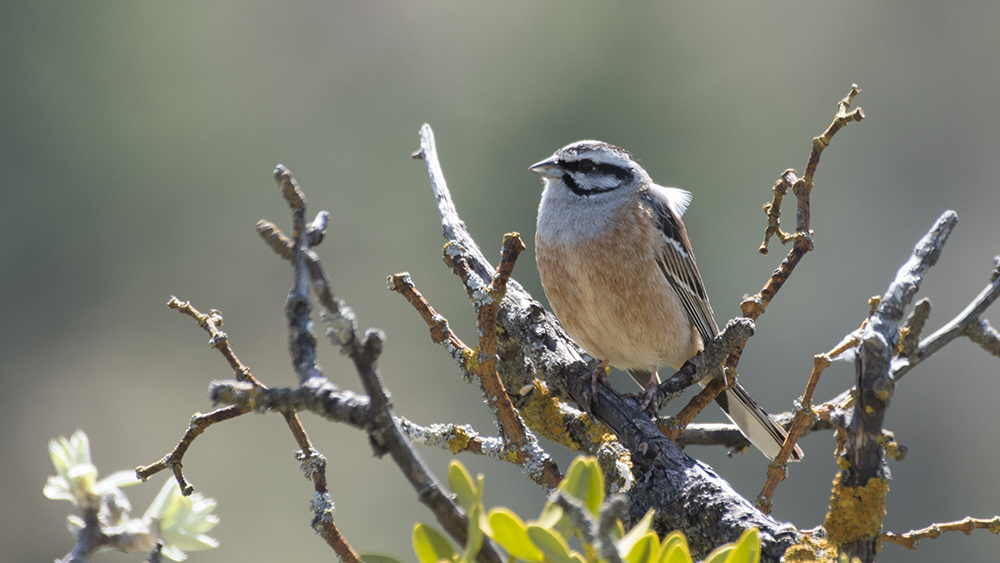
[530,140,803,461]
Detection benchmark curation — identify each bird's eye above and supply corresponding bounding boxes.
[578,160,594,173]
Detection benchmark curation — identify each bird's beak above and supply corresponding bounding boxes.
[529,158,561,178]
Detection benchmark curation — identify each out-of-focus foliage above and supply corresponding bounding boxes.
[44,430,219,561]
[405,457,760,563]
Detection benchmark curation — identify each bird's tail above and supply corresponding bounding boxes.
[714,382,804,462]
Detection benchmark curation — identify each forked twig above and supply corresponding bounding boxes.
[665,85,865,442]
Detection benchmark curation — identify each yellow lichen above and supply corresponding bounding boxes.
[519,379,581,450]
[462,347,479,373]
[446,426,471,453]
[823,473,889,547]
[782,531,840,563]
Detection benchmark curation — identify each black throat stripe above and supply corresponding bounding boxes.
[562,173,618,197]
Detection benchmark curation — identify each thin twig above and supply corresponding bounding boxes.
[390,238,562,489]
[756,331,861,512]
[881,516,1000,550]
[387,272,473,373]
[667,85,864,440]
[137,290,362,562]
[267,166,502,563]
[398,419,506,456]
[893,256,1000,380]
[136,298,257,493]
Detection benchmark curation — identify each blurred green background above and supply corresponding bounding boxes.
[3,2,999,562]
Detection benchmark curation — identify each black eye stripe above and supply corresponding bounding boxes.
[562,159,633,181]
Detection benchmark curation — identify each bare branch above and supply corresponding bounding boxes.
[882,515,1000,550]
[757,330,861,511]
[136,298,259,493]
[893,256,1000,379]
[667,85,865,441]
[268,165,499,563]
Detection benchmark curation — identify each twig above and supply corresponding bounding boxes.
[387,272,473,374]
[56,507,107,563]
[674,423,754,452]
[136,298,257,493]
[135,402,244,493]
[389,243,562,489]
[444,236,562,487]
[756,331,861,512]
[893,256,1000,379]
[137,291,362,562]
[267,166,502,563]
[881,516,1000,550]
[209,379,373,429]
[655,319,755,409]
[398,419,506,456]
[667,85,865,440]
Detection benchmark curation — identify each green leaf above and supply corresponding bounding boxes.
[361,554,407,563]
[622,533,658,563]
[660,544,694,563]
[656,532,692,563]
[618,509,655,555]
[413,523,457,563]
[448,461,479,511]
[610,518,625,540]
[527,525,577,563]
[724,528,760,563]
[702,544,733,563]
[459,504,483,563]
[558,457,604,517]
[536,501,564,529]
[488,508,543,562]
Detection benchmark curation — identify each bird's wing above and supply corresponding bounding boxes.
[642,185,719,343]
[644,185,804,462]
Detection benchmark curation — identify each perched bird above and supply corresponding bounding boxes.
[531,140,803,461]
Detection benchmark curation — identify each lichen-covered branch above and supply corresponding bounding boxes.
[827,211,958,563]
[389,267,562,488]
[413,123,799,562]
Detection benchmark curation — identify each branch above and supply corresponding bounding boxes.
[893,256,1000,379]
[57,507,108,563]
[413,123,798,562]
[137,292,361,562]
[827,210,958,563]
[666,85,864,441]
[389,268,562,488]
[265,166,503,563]
[756,330,861,512]
[136,298,258,493]
[810,254,1000,429]
[881,515,1000,551]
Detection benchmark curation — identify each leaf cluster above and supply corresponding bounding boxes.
[403,457,760,563]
